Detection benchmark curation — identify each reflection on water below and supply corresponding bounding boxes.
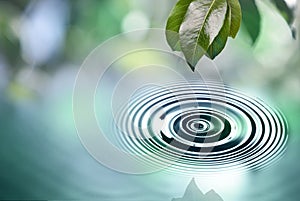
[172,178,224,201]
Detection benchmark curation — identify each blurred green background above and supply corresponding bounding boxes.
[1,0,300,200]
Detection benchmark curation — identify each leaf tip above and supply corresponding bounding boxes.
[208,54,217,60]
[230,31,239,39]
[249,35,259,46]
[187,62,196,72]
[292,27,297,39]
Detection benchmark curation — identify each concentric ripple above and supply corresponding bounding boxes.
[113,82,288,174]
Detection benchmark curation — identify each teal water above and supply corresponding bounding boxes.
[0,78,299,201]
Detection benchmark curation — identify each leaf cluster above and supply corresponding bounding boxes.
[166,0,296,71]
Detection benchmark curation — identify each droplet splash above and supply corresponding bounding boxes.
[113,82,288,174]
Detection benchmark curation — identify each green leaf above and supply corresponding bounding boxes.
[271,0,296,38]
[228,0,242,38]
[166,0,194,51]
[271,0,294,25]
[179,0,228,70]
[239,0,261,44]
[206,4,231,59]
